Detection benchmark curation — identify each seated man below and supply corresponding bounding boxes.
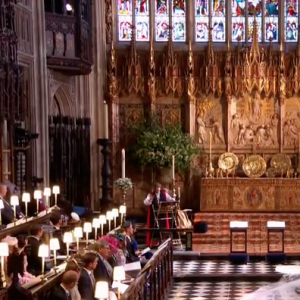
[122,222,139,263]
[87,240,113,285]
[27,224,44,276]
[0,183,23,225]
[49,270,78,300]
[78,252,98,300]
[50,211,67,255]
[143,182,175,246]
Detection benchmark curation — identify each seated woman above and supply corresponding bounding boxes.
[6,235,35,286]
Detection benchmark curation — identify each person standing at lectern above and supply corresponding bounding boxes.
[143,183,176,246]
[0,183,24,225]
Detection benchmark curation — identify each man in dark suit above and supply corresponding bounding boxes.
[27,224,43,276]
[90,240,113,285]
[78,252,98,300]
[49,270,78,300]
[50,211,67,255]
[123,222,140,263]
[0,183,23,225]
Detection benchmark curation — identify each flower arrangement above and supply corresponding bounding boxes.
[114,177,133,190]
[127,113,199,172]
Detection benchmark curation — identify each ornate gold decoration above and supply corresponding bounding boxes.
[204,27,220,95]
[105,0,112,44]
[242,17,266,94]
[242,154,266,178]
[147,11,156,109]
[218,152,239,173]
[108,41,119,99]
[224,39,232,98]
[186,40,196,104]
[270,153,291,172]
[125,25,143,96]
[161,25,182,96]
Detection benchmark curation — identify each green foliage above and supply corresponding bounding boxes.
[127,114,199,172]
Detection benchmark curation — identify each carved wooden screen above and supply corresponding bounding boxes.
[49,116,91,208]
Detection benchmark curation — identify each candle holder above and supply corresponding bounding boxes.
[119,204,126,224]
[74,227,83,251]
[208,161,214,178]
[22,193,30,220]
[52,186,60,208]
[97,139,113,212]
[44,187,51,213]
[10,196,19,225]
[38,244,49,281]
[0,242,8,288]
[106,211,113,232]
[50,238,60,271]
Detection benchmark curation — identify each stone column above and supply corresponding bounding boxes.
[31,0,50,185]
[89,0,107,210]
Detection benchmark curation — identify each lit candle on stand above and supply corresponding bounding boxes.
[83,222,92,247]
[74,227,83,251]
[52,186,60,207]
[112,208,119,228]
[122,149,125,178]
[38,244,49,279]
[44,187,51,212]
[92,218,101,240]
[106,211,113,231]
[172,155,175,180]
[10,196,19,224]
[34,190,42,215]
[104,101,109,139]
[49,238,60,268]
[99,215,106,236]
[22,193,30,220]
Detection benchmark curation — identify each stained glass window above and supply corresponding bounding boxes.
[155,0,169,41]
[265,0,278,42]
[135,0,149,41]
[285,0,298,42]
[195,0,209,41]
[172,0,186,41]
[248,0,262,42]
[212,0,226,42]
[231,0,245,42]
[118,0,132,41]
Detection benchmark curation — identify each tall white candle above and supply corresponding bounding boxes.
[172,155,175,180]
[104,101,109,139]
[122,149,125,178]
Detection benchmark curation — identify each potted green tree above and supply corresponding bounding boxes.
[128,114,199,182]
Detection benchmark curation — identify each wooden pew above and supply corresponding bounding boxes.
[121,238,173,300]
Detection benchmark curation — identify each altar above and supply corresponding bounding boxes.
[200,178,300,212]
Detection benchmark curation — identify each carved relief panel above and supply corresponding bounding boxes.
[229,93,278,150]
[196,95,225,147]
[283,97,300,149]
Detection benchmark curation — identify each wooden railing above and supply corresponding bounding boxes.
[121,238,173,300]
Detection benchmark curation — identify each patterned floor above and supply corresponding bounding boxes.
[169,260,300,299]
[168,281,272,300]
[173,260,284,277]
[193,212,300,254]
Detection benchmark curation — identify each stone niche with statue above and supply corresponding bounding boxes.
[104,12,300,212]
